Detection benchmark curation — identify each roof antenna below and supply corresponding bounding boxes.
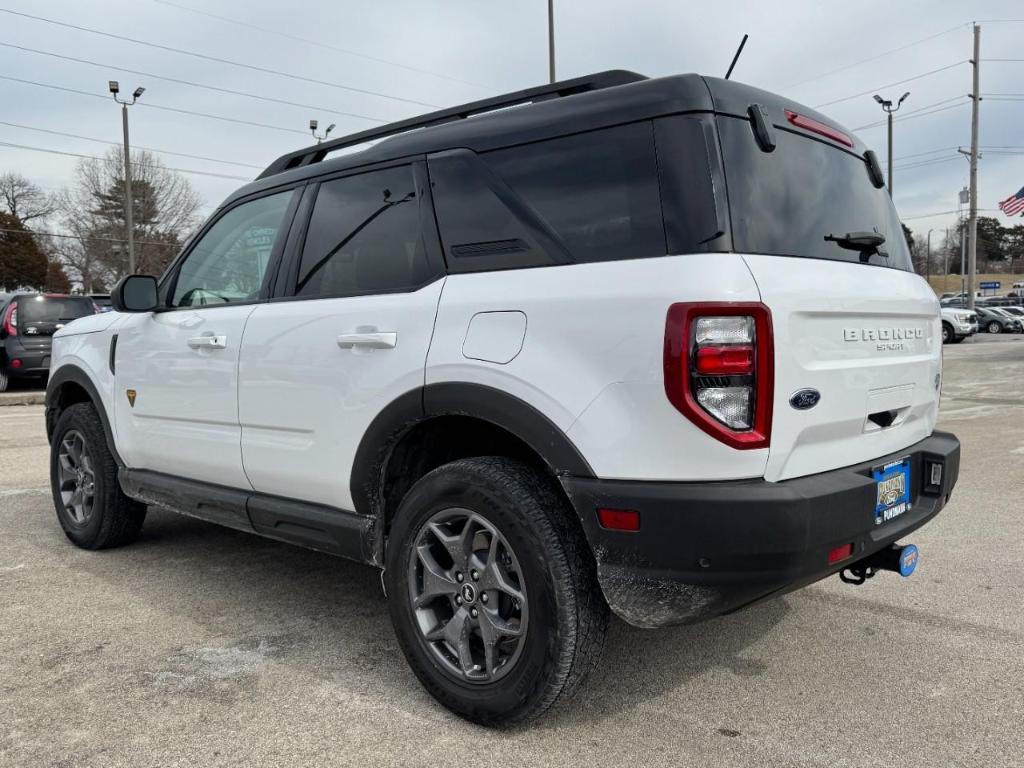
[724,34,749,80]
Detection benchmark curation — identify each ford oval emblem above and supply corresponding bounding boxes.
[789,388,821,410]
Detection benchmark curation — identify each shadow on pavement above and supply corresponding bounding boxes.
[67,506,789,725]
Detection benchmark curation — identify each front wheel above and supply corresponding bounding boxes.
[50,402,147,549]
[385,457,608,726]
[988,321,1001,334]
[941,322,953,344]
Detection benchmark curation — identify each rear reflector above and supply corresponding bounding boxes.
[828,543,854,564]
[785,110,853,147]
[10,359,22,369]
[597,508,640,532]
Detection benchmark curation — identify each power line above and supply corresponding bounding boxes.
[902,208,999,221]
[853,101,968,131]
[852,95,967,129]
[0,226,180,247]
[149,0,491,92]
[0,120,262,169]
[813,61,967,109]
[0,140,251,181]
[892,146,959,162]
[0,7,439,109]
[0,74,309,137]
[784,23,968,90]
[0,41,389,124]
[893,155,961,171]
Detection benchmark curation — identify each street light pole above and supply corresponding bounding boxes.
[926,228,935,282]
[547,0,555,83]
[873,91,910,196]
[109,81,145,275]
[309,119,336,144]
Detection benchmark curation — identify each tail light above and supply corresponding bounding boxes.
[1,302,16,337]
[664,302,773,450]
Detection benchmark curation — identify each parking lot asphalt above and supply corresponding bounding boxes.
[1,336,1022,768]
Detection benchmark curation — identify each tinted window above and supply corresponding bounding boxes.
[296,166,431,297]
[18,296,94,324]
[172,190,295,308]
[485,123,665,263]
[717,116,912,270]
[430,122,666,271]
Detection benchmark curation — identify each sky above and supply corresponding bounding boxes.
[2,0,1023,249]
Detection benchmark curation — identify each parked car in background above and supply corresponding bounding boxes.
[940,307,978,343]
[0,294,98,391]
[976,306,1022,334]
[1000,306,1024,322]
[88,294,113,312]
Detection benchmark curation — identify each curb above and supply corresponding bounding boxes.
[0,392,45,407]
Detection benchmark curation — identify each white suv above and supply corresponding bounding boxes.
[45,71,961,725]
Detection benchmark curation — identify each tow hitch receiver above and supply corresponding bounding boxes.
[840,543,919,585]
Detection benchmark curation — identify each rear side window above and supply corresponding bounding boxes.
[485,123,665,263]
[296,165,433,297]
[717,115,912,270]
[430,122,666,271]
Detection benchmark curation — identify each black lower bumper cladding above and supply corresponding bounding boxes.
[564,431,960,628]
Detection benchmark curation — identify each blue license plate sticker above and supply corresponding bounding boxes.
[873,457,912,525]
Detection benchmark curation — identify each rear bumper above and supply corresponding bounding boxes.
[1,339,51,377]
[563,430,960,628]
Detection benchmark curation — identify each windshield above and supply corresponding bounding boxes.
[717,116,912,270]
[18,296,95,325]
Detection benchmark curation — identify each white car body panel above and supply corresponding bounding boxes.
[427,253,770,481]
[237,279,445,510]
[741,255,941,482]
[112,307,257,490]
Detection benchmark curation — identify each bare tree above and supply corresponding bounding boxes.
[0,172,56,225]
[58,147,203,289]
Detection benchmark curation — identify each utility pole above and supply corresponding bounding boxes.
[547,0,555,83]
[873,92,910,195]
[926,228,935,282]
[966,23,981,311]
[109,81,145,275]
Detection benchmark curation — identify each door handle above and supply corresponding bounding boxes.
[336,331,397,350]
[187,334,227,349]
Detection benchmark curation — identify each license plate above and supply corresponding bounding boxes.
[873,457,911,525]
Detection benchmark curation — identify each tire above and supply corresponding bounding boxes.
[385,457,608,726]
[941,322,953,344]
[49,401,146,549]
[988,321,1001,334]
[0,367,7,392]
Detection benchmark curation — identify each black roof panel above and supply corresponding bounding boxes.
[220,70,866,209]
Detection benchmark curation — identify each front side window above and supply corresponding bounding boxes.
[171,190,295,308]
[295,165,431,298]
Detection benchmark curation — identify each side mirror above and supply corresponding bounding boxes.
[111,275,159,313]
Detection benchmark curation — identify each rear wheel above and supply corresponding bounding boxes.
[385,457,608,726]
[988,321,1001,334]
[50,402,146,549]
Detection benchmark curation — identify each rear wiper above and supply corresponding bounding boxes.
[824,231,888,263]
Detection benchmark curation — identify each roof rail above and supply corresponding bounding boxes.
[256,69,646,180]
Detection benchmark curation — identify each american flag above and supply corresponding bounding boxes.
[999,186,1024,217]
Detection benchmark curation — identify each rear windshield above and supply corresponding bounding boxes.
[17,296,95,324]
[717,116,912,270]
